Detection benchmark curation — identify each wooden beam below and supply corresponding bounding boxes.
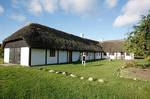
[29,48,31,66]
[45,49,47,65]
[57,50,59,64]
[94,52,96,60]
[67,51,68,62]
[101,52,103,59]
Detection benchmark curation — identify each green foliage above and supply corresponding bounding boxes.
[125,11,150,56]
[0,48,3,58]
[145,56,150,62]
[143,56,150,68]
[0,58,3,64]
[0,60,150,99]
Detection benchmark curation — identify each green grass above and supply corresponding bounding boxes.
[0,58,3,64]
[0,59,150,99]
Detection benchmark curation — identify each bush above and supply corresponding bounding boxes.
[141,63,150,69]
[0,48,3,58]
[145,56,150,62]
[123,60,137,68]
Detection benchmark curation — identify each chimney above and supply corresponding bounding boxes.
[99,38,104,43]
[80,33,84,38]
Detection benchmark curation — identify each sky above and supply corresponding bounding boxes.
[0,0,150,43]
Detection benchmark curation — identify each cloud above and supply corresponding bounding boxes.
[59,0,98,15]
[28,0,58,15]
[113,0,150,27]
[42,0,58,13]
[11,0,98,16]
[10,14,26,22]
[105,0,118,8]
[28,0,43,16]
[0,5,4,15]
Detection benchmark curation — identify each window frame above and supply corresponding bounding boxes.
[49,49,56,57]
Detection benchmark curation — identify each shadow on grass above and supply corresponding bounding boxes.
[32,59,105,67]
[92,64,103,67]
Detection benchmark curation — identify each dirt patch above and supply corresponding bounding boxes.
[120,67,150,81]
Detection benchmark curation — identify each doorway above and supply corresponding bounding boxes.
[9,48,21,64]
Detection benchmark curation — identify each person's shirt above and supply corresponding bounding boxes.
[82,55,86,61]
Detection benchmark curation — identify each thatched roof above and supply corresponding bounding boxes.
[101,40,125,52]
[3,23,102,51]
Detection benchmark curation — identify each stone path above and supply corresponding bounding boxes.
[39,68,105,83]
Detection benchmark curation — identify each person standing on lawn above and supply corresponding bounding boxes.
[82,52,86,67]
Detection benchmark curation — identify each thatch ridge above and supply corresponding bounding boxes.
[3,23,102,51]
[101,40,125,52]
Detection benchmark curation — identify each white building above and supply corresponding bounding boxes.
[3,23,103,66]
[101,40,134,60]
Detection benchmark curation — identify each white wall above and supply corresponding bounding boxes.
[72,51,80,62]
[125,53,134,60]
[109,55,116,59]
[103,52,134,60]
[90,52,95,60]
[59,50,67,63]
[47,50,58,64]
[21,47,29,66]
[31,49,45,65]
[4,48,10,63]
[86,53,90,60]
[116,53,121,59]
[102,53,108,59]
[86,52,95,60]
[95,52,101,59]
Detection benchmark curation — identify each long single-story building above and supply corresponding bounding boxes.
[2,23,103,66]
[101,40,134,60]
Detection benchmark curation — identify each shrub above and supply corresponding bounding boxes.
[0,48,3,58]
[123,60,137,68]
[145,56,150,63]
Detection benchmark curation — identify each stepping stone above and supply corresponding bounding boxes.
[133,78,137,80]
[70,74,77,78]
[121,66,125,69]
[80,77,84,80]
[55,71,61,74]
[62,72,66,75]
[98,79,104,83]
[88,77,93,81]
[49,70,55,73]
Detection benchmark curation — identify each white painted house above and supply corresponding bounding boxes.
[101,40,134,60]
[3,23,103,66]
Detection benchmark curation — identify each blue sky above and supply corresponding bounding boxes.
[0,0,150,43]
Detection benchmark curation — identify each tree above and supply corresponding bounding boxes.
[0,47,3,58]
[125,11,150,57]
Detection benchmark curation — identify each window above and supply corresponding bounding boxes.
[121,52,124,55]
[49,49,55,57]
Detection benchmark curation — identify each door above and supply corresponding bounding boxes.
[9,48,21,64]
[68,51,72,63]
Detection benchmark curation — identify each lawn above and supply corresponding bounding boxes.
[0,59,150,99]
[0,58,3,64]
